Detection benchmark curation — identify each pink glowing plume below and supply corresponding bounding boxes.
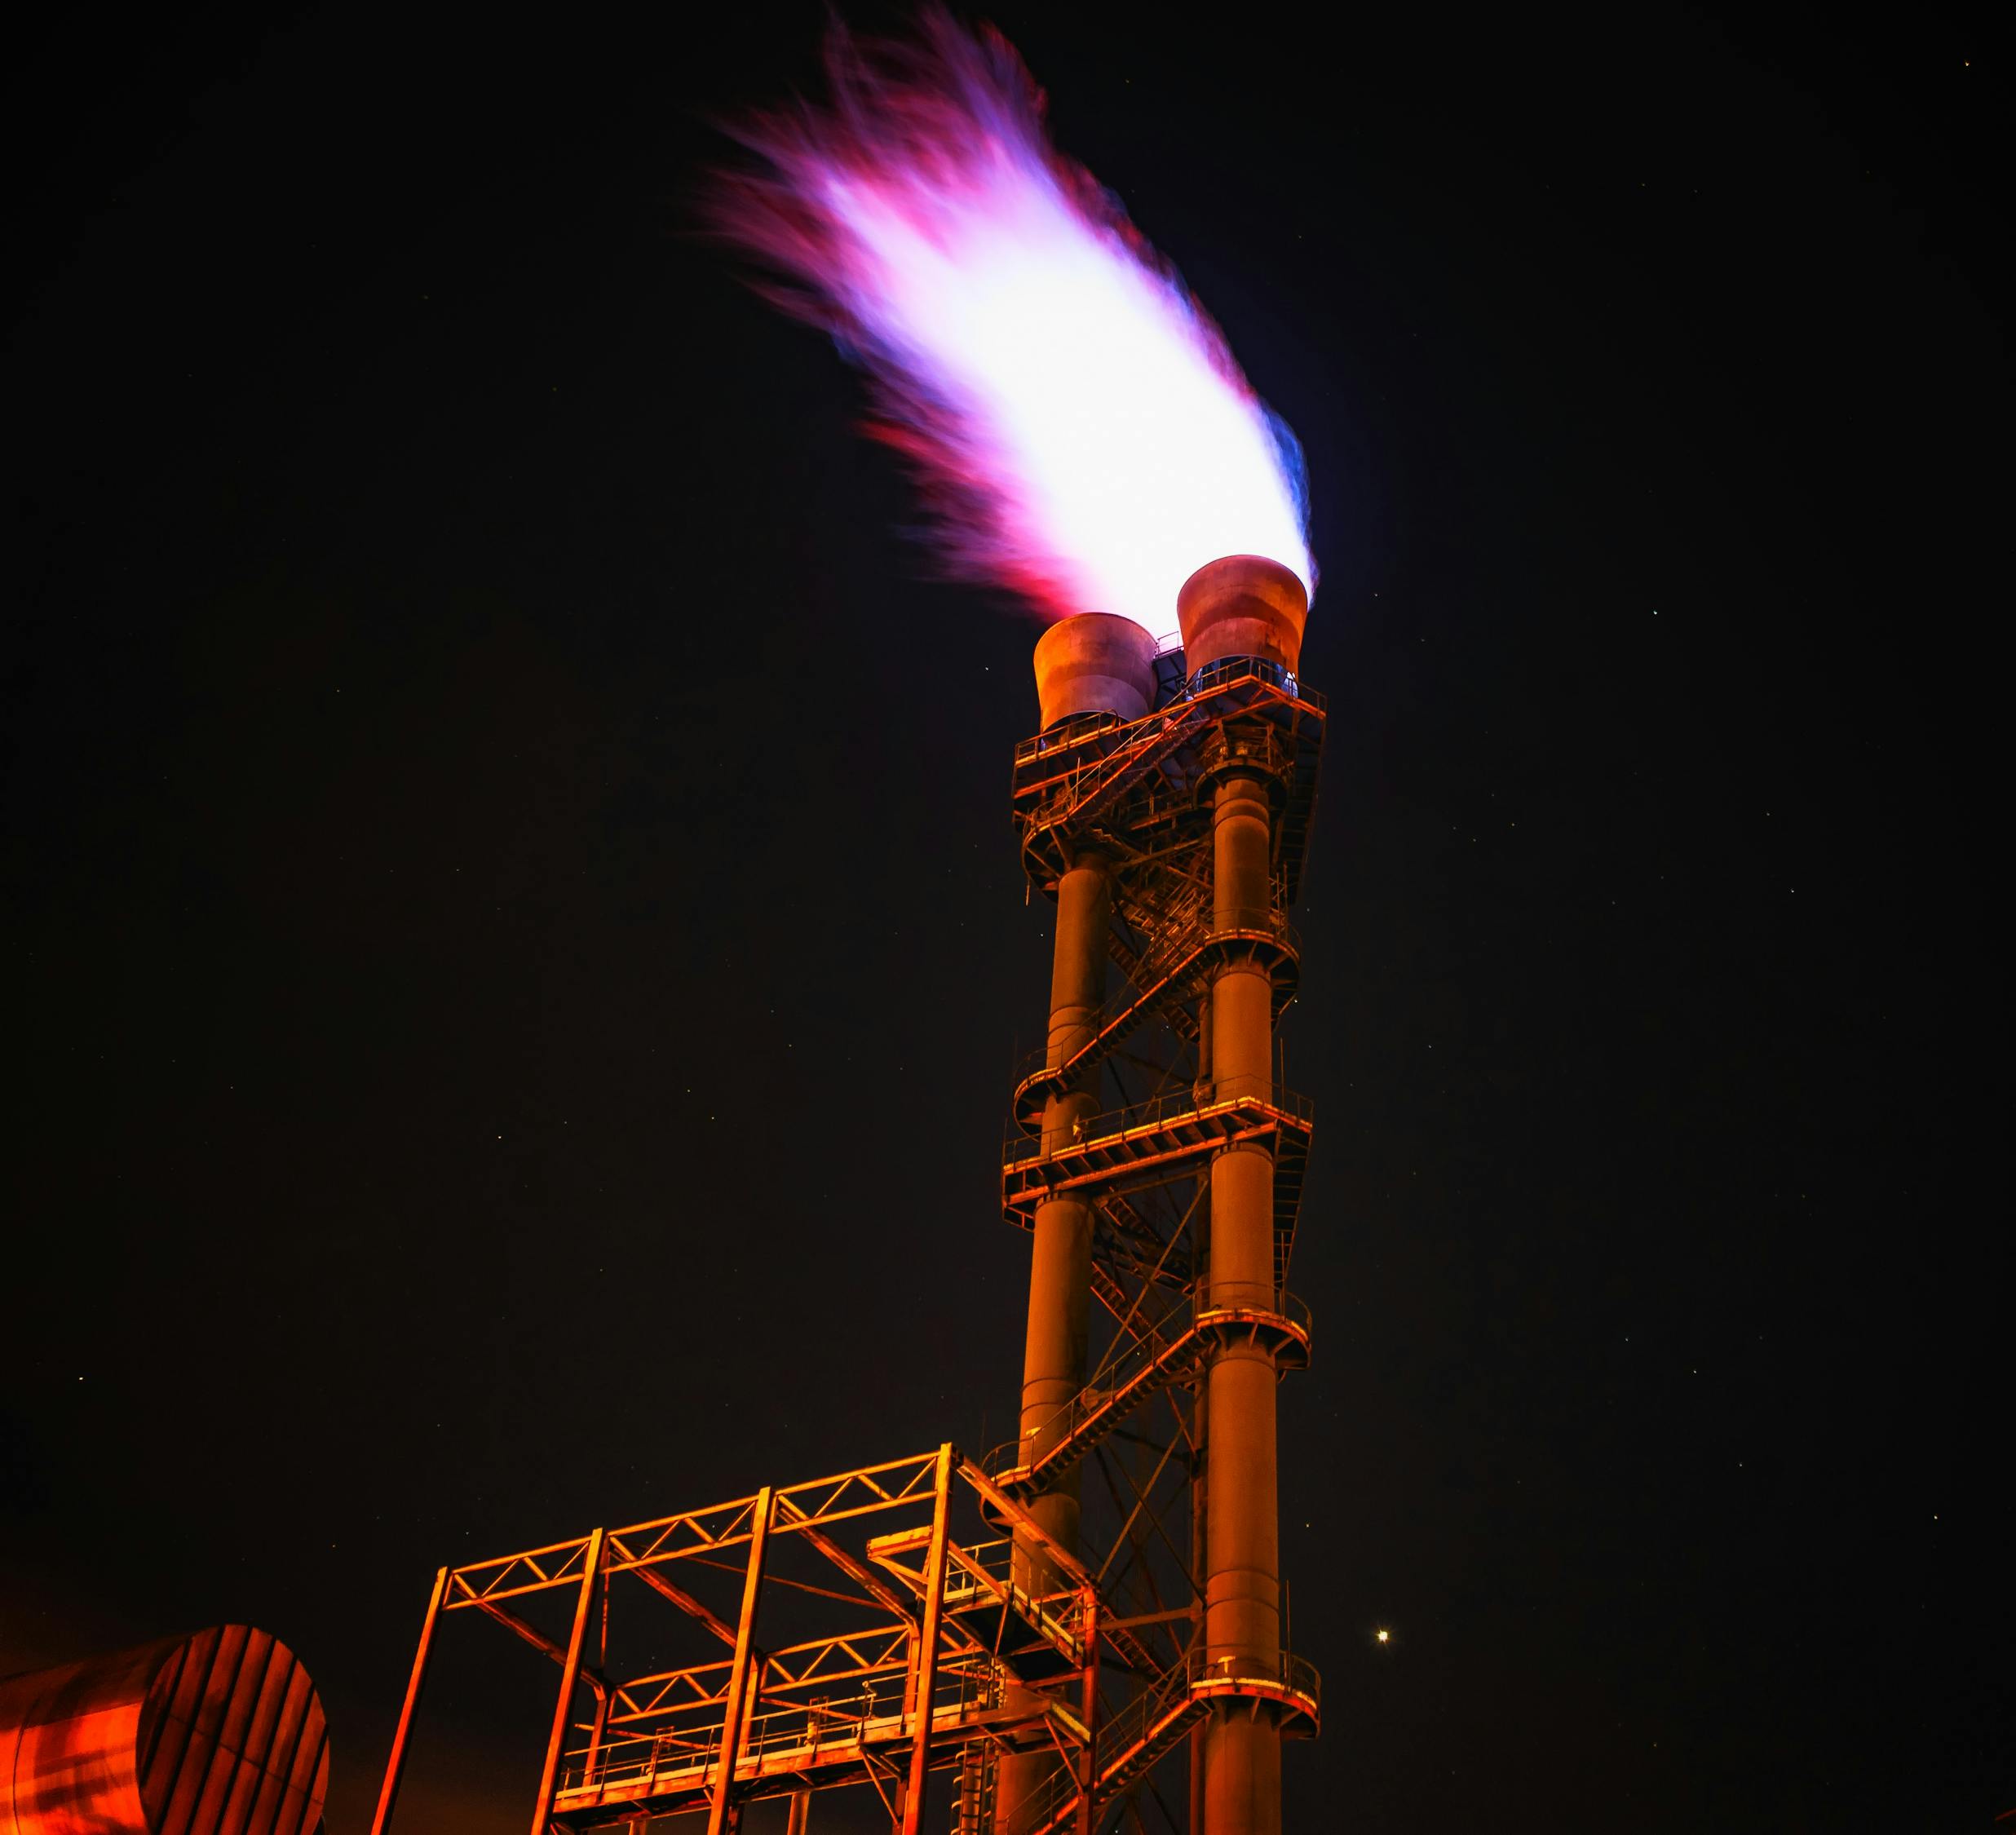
[710,12,1314,633]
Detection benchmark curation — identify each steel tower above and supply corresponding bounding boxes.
[993,555,1324,1835]
[364,555,1324,1835]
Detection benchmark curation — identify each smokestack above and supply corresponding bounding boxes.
[1177,555,1309,676]
[1004,549,1324,1835]
[1032,612,1159,728]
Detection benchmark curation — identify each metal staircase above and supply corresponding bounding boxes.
[983,1287,1311,1501]
[1001,1079,1315,1282]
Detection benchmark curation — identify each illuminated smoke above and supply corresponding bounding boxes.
[710,11,1314,633]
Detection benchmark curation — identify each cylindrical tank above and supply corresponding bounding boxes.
[1031,613,1158,728]
[997,850,1111,1833]
[1176,555,1308,676]
[1201,772,1288,1834]
[0,1625,329,1835]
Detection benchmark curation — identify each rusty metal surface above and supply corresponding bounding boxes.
[1031,614,1158,730]
[362,1446,1289,1834]
[1174,555,1308,676]
[997,566,1324,1835]
[356,562,1329,1835]
[0,1625,329,1835]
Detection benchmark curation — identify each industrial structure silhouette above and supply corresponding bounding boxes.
[365,555,1327,1835]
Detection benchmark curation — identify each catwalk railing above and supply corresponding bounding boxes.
[1010,654,1329,904]
[1010,657,1326,769]
[368,1445,1196,1835]
[1010,911,1302,1133]
[1001,1075,1312,1172]
[1001,1074,1315,1289]
[980,1284,1312,1498]
[1001,1647,1322,1835]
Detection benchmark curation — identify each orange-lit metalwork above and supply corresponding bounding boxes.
[0,1626,329,1835]
[368,1446,1311,1835]
[368,551,1326,1835]
[993,555,1324,1835]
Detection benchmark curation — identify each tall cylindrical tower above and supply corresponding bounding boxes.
[997,559,1322,1835]
[1184,559,1309,1834]
[1019,847,1107,1559]
[1016,613,1159,1569]
[996,614,1157,1833]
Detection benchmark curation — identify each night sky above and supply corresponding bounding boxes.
[2,3,2005,1831]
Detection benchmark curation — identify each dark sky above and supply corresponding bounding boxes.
[2,2,2005,1831]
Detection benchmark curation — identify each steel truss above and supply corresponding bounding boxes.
[996,652,1329,1833]
[365,653,1327,1835]
[367,1447,1311,1835]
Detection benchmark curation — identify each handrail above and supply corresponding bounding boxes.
[1010,656,1326,767]
[1184,1645,1320,1707]
[562,1639,1323,1816]
[1183,654,1315,705]
[938,1536,1085,1621]
[1003,1073,1312,1168]
[1008,912,1302,1097]
[1093,1647,1320,1777]
[1089,1656,1193,1775]
[1195,1281,1313,1334]
[1014,708,1125,761]
[559,1654,1009,1800]
[1022,1646,1322,1833]
[979,1283,1311,1484]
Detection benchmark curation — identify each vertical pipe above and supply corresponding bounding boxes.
[528,1531,607,1835]
[1190,1094,1212,1835]
[787,1790,812,1835]
[584,1690,612,1796]
[1202,775,1284,1835]
[1019,855,1111,1535]
[1188,1386,1208,1835]
[585,1563,612,1790]
[1002,858,1108,1835]
[1073,1585,1100,1835]
[369,1566,449,1835]
[900,1444,957,1835]
[708,1490,775,1835]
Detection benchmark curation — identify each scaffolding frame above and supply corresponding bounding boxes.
[365,649,1328,1835]
[366,1445,1311,1835]
[994,652,1329,1834]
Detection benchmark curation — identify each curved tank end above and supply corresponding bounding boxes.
[0,1625,329,1835]
[1032,612,1159,729]
[1176,554,1309,676]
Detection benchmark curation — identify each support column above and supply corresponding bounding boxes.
[1187,1383,1208,1835]
[708,1490,775,1835]
[1201,776,1283,1835]
[530,1530,608,1835]
[1074,1585,1101,1835]
[1001,856,1108,1833]
[369,1565,449,1835]
[900,1444,956,1835]
[1017,854,1110,1567]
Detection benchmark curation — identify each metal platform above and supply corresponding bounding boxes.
[1010,658,1327,904]
[1001,1076,1314,1288]
[366,1446,1315,1835]
[1010,918,1300,1134]
[981,1289,1312,1500]
[995,638,1329,1835]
